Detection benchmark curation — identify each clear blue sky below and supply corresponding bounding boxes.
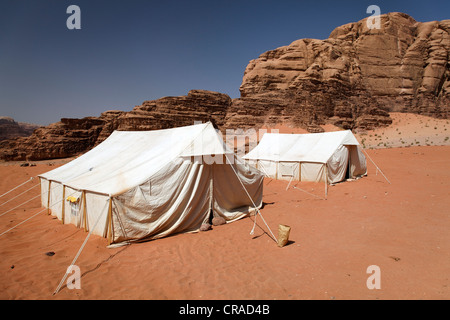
[0,0,448,125]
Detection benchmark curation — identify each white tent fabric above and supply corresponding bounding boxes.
[39,122,264,244]
[243,130,367,184]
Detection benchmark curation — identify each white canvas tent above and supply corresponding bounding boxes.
[39,122,264,245]
[243,130,367,184]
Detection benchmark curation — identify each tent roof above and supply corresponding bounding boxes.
[243,130,360,163]
[39,122,231,196]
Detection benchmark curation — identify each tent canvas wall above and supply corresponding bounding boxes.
[243,130,367,184]
[39,122,264,245]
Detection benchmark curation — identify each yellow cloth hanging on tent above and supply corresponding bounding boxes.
[66,196,79,203]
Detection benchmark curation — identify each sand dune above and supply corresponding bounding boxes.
[0,113,449,300]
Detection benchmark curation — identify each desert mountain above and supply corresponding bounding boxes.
[227,12,449,131]
[0,12,448,161]
[0,117,40,141]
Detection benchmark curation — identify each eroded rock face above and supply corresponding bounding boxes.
[0,117,40,141]
[0,91,231,161]
[0,114,122,161]
[115,90,231,132]
[233,12,449,130]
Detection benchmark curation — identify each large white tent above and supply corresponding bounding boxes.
[243,130,367,184]
[39,122,264,245]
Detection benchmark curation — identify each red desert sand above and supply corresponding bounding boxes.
[0,113,449,300]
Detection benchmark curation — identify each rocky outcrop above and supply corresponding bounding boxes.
[0,117,40,141]
[232,12,449,130]
[0,90,231,161]
[0,113,123,161]
[114,90,231,133]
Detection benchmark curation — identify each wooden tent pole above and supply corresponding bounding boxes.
[107,197,113,245]
[82,191,87,232]
[47,180,52,215]
[61,185,65,224]
[276,161,279,179]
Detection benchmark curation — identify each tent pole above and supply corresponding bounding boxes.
[61,185,65,224]
[82,191,88,232]
[210,164,214,218]
[276,161,278,179]
[47,180,52,215]
[107,197,113,245]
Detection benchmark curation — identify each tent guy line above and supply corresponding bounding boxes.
[0,177,35,199]
[0,207,46,238]
[0,181,40,208]
[291,184,326,200]
[0,185,82,238]
[361,149,391,184]
[53,198,110,295]
[0,193,42,218]
[225,153,277,242]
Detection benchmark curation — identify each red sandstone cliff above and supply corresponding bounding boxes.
[228,12,449,131]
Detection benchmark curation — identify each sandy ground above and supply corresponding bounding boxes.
[356,112,450,149]
[0,113,449,300]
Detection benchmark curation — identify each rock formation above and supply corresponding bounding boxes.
[0,90,231,161]
[0,113,120,161]
[114,90,231,133]
[0,117,40,141]
[0,12,449,161]
[230,12,449,131]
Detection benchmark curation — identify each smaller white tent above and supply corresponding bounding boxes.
[39,122,264,245]
[243,130,367,184]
